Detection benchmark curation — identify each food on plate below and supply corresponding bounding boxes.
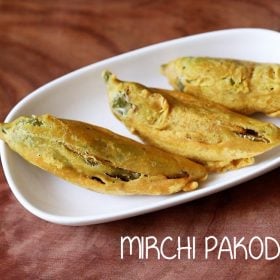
[0,114,207,195]
[103,71,280,172]
[161,57,280,116]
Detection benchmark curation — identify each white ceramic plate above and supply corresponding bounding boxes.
[1,28,280,226]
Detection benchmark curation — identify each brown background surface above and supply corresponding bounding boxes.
[0,1,280,279]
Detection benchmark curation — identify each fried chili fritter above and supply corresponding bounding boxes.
[161,57,280,116]
[0,114,207,195]
[103,71,280,172]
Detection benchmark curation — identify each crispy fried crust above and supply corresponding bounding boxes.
[0,115,207,195]
[161,57,280,116]
[103,71,280,172]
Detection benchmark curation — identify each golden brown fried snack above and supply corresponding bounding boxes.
[103,71,280,172]
[0,114,207,195]
[161,57,280,116]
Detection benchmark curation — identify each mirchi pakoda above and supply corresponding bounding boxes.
[103,71,280,172]
[161,57,280,116]
[0,114,207,195]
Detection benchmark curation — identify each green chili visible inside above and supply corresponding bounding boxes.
[26,118,44,126]
[112,92,132,116]
[106,169,141,182]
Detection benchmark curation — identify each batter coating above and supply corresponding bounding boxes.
[103,71,280,172]
[161,57,280,116]
[0,114,207,195]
